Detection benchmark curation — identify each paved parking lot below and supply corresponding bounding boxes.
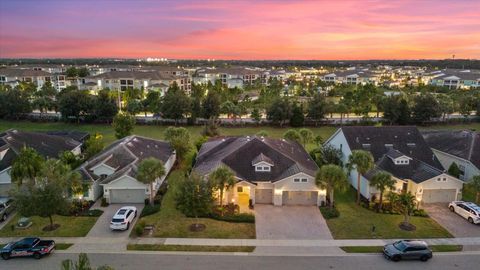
[255,205,333,240]
[424,203,480,237]
[87,203,144,238]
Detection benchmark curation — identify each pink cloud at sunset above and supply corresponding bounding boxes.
[0,0,479,59]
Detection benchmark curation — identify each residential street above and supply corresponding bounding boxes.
[2,252,480,270]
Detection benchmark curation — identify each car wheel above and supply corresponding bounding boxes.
[127,222,130,230]
[33,253,42,260]
[1,253,10,260]
[468,217,474,224]
[420,255,430,262]
[449,206,455,212]
[392,255,401,262]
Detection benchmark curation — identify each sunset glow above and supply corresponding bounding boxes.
[0,0,479,59]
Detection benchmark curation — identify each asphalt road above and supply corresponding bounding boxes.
[2,252,480,270]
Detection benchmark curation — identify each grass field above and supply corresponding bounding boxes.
[135,170,256,239]
[340,245,463,253]
[127,244,255,252]
[0,215,99,237]
[324,188,453,239]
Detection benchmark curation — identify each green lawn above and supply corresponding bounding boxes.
[324,189,453,239]
[341,245,463,253]
[136,170,256,239]
[0,215,99,237]
[55,243,74,250]
[127,244,255,252]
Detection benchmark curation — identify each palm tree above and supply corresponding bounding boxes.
[10,146,45,186]
[315,164,349,209]
[468,175,480,204]
[209,166,236,206]
[347,150,374,205]
[386,191,399,211]
[136,158,165,205]
[369,171,396,211]
[397,192,416,227]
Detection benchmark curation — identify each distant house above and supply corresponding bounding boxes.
[321,69,379,85]
[325,126,464,203]
[77,135,175,203]
[428,70,480,89]
[0,68,53,91]
[193,136,324,207]
[0,129,85,196]
[422,130,480,181]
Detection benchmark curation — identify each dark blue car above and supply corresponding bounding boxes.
[1,237,55,260]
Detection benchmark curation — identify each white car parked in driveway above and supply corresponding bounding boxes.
[449,201,480,224]
[110,206,138,231]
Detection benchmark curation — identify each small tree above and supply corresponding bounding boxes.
[176,173,213,227]
[62,253,114,270]
[447,162,462,178]
[396,192,416,228]
[347,150,374,205]
[209,166,236,207]
[315,165,349,209]
[299,128,314,148]
[83,133,104,160]
[251,108,261,125]
[112,112,136,139]
[11,147,45,186]
[283,129,301,144]
[468,175,480,204]
[290,102,305,127]
[164,127,192,162]
[369,171,396,211]
[136,158,165,205]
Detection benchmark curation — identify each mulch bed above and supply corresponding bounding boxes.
[42,224,60,231]
[398,222,416,231]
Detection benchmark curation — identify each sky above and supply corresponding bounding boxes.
[0,0,479,60]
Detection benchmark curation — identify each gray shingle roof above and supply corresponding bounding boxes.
[193,136,318,182]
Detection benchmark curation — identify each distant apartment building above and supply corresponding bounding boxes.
[428,70,480,89]
[321,69,379,85]
[0,68,54,91]
[194,67,264,89]
[82,70,191,95]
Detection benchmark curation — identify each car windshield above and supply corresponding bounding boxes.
[112,218,124,223]
[393,241,408,251]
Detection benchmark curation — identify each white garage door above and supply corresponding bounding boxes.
[422,189,457,203]
[282,191,318,206]
[110,189,146,204]
[255,189,273,204]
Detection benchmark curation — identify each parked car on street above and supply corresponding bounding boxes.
[109,206,137,231]
[0,197,15,222]
[383,240,433,262]
[449,201,480,224]
[1,237,55,260]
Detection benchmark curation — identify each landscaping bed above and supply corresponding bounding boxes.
[0,215,99,237]
[323,189,452,239]
[341,245,463,253]
[134,170,256,239]
[127,244,255,252]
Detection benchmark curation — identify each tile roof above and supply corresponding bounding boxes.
[193,136,318,182]
[422,130,480,169]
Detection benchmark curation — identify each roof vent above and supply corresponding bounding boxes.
[407,143,416,147]
[147,145,150,148]
[127,142,133,147]
[155,144,159,148]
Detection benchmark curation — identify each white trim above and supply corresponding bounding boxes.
[274,172,315,184]
[90,161,117,172]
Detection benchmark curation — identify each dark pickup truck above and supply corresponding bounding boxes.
[1,237,55,260]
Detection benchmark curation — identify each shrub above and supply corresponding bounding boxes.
[101,198,109,207]
[135,220,146,236]
[140,204,161,218]
[79,209,104,217]
[209,213,255,223]
[413,209,429,217]
[319,207,340,219]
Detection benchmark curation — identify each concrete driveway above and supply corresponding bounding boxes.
[86,203,144,238]
[255,205,333,240]
[424,203,480,237]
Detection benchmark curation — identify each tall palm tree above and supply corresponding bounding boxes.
[315,164,349,209]
[468,175,480,204]
[209,166,236,206]
[347,150,374,205]
[369,171,396,211]
[136,158,165,205]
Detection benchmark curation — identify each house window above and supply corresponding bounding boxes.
[255,166,271,172]
[237,187,243,193]
[437,178,441,181]
[294,178,300,183]
[443,177,447,181]
[301,178,308,183]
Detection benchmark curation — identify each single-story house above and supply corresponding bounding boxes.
[325,126,464,204]
[0,129,85,196]
[77,135,175,203]
[422,130,480,182]
[193,136,324,207]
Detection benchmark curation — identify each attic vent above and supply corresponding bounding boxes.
[127,142,133,147]
[407,143,416,147]
[362,143,371,149]
[155,144,159,148]
[366,137,370,141]
[147,145,150,148]
[133,137,139,142]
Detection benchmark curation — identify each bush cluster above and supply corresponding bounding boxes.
[319,207,340,219]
